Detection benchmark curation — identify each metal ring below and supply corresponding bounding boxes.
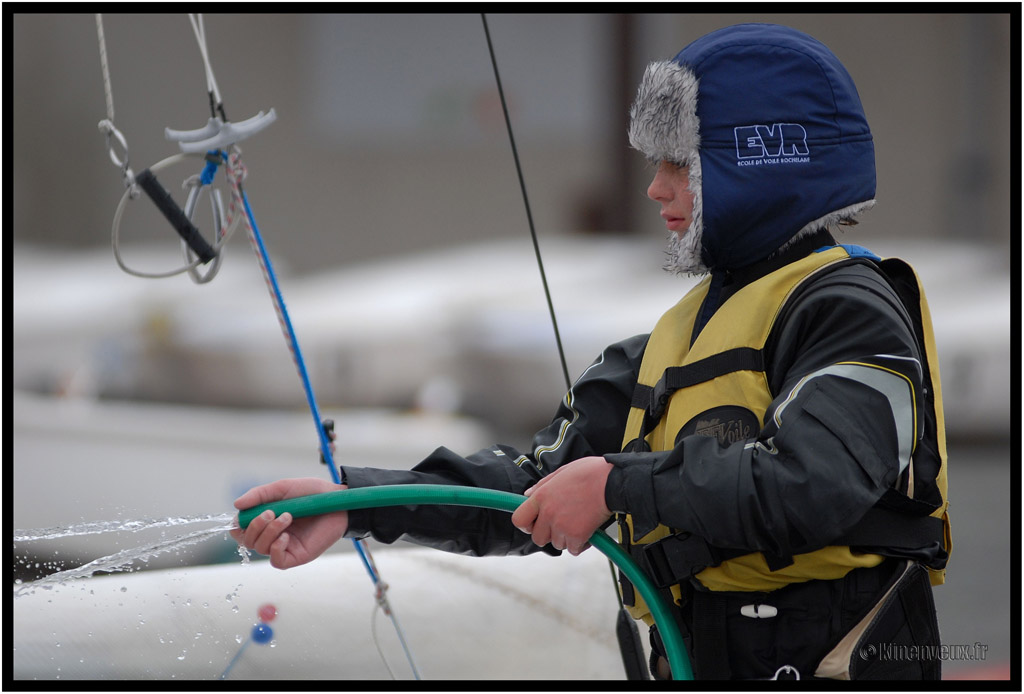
[770,664,801,680]
[98,119,130,169]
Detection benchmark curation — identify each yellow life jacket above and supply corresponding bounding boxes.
[618,245,950,625]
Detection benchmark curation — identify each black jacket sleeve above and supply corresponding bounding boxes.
[604,263,925,560]
[341,334,648,556]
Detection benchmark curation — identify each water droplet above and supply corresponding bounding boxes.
[120,587,127,593]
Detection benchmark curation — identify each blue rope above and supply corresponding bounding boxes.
[218,636,250,679]
[236,168,421,680]
[200,152,221,185]
[237,187,378,577]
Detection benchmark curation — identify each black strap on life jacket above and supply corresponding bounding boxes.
[629,505,946,592]
[691,590,732,680]
[630,347,767,442]
[633,531,792,591]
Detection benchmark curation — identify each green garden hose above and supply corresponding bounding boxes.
[237,484,693,680]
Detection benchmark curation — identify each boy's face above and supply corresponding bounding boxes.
[647,160,695,239]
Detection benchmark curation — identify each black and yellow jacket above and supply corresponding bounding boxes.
[607,235,949,625]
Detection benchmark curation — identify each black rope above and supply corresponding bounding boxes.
[480,14,571,393]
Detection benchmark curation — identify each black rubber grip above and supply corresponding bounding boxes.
[136,168,218,263]
[320,419,335,464]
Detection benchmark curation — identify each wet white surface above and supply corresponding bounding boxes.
[13,545,630,680]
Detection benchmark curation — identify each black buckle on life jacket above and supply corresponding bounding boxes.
[640,532,717,588]
[639,532,796,589]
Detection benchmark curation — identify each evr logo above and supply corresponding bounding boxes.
[735,123,809,159]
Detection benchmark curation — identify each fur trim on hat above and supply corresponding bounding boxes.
[628,61,700,166]
[794,199,876,239]
[774,199,877,255]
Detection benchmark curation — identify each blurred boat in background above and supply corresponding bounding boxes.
[13,235,1011,439]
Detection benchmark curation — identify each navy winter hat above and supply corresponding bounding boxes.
[629,23,876,274]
